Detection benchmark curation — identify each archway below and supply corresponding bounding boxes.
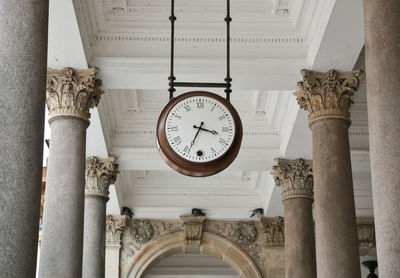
[126,231,262,278]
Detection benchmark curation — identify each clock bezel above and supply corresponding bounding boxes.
[156,91,243,177]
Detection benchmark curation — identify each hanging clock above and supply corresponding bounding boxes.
[157,91,242,177]
[157,0,241,176]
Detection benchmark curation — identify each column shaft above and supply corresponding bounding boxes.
[284,198,316,278]
[364,1,400,276]
[83,196,107,278]
[311,119,360,277]
[0,1,48,277]
[39,118,87,278]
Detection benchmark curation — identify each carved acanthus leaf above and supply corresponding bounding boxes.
[294,69,362,124]
[106,215,127,246]
[85,156,119,199]
[46,67,103,122]
[181,216,206,245]
[272,158,313,200]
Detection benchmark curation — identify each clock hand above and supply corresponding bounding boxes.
[189,122,204,152]
[193,125,218,135]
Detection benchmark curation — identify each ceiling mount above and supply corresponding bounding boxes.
[168,0,232,101]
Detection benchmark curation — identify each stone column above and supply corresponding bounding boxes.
[272,158,316,278]
[294,69,362,278]
[0,1,48,277]
[105,216,128,278]
[364,1,400,276]
[39,68,103,278]
[82,157,119,278]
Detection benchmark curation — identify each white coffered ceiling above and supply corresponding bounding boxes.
[47,0,370,219]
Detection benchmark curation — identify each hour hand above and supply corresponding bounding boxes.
[193,125,218,135]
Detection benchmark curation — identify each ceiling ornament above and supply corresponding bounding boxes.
[46,67,103,123]
[294,69,363,126]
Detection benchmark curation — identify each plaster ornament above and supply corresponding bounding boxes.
[106,215,127,246]
[46,67,103,123]
[233,222,258,245]
[130,220,154,245]
[85,156,119,199]
[294,69,362,125]
[272,158,313,201]
[181,215,206,245]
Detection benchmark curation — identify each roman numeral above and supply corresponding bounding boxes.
[174,114,182,119]
[219,114,227,120]
[170,126,178,131]
[183,145,189,153]
[184,105,191,112]
[173,136,182,145]
[196,101,204,109]
[219,138,226,145]
[211,104,216,112]
[211,147,216,154]
[222,127,229,132]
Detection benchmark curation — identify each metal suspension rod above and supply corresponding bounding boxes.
[224,0,232,102]
[168,0,176,100]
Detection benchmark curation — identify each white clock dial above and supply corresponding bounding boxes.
[165,95,236,162]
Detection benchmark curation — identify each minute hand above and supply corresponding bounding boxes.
[193,125,218,135]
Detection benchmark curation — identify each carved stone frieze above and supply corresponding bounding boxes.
[272,158,313,201]
[233,222,258,245]
[261,217,285,247]
[85,156,119,199]
[294,69,362,125]
[106,215,127,246]
[46,67,103,123]
[130,220,154,245]
[180,216,206,245]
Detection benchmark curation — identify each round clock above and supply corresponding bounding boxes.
[157,91,243,177]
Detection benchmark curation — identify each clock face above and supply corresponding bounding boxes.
[165,95,235,162]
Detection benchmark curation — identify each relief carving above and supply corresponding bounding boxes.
[272,158,313,201]
[181,216,205,245]
[85,156,119,199]
[262,217,285,247]
[233,222,258,245]
[130,220,154,246]
[294,69,362,124]
[106,215,127,246]
[46,67,103,122]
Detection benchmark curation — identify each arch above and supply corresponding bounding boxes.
[126,231,262,278]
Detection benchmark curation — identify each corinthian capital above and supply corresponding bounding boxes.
[46,67,103,123]
[272,158,313,201]
[294,69,362,125]
[106,215,127,246]
[85,156,119,199]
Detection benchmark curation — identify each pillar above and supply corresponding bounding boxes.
[82,157,119,278]
[364,1,400,276]
[39,68,103,278]
[105,215,128,278]
[272,158,316,278]
[294,69,362,277]
[0,1,48,276]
